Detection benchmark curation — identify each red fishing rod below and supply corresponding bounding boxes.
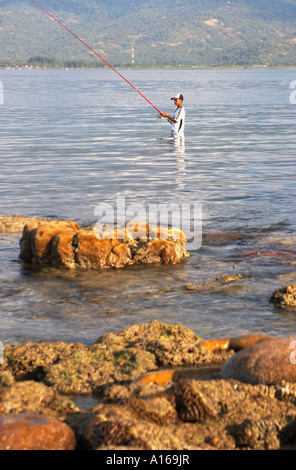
[30,0,163,115]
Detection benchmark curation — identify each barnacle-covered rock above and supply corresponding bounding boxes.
[270,284,296,307]
[0,381,77,417]
[128,395,178,425]
[19,220,189,269]
[4,322,296,450]
[0,215,51,233]
[172,379,219,422]
[83,403,188,450]
[235,418,281,450]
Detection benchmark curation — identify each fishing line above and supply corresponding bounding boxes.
[30,0,162,115]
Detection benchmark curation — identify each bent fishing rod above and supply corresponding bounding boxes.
[30,0,166,119]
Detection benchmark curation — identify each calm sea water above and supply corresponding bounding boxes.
[0,68,296,345]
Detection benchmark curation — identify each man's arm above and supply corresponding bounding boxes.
[160,112,176,123]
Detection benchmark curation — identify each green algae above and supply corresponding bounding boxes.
[3,321,296,450]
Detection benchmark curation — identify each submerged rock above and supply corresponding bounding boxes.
[185,273,244,293]
[0,414,76,450]
[19,220,189,269]
[270,284,296,307]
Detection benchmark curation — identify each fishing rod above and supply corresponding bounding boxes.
[30,0,165,117]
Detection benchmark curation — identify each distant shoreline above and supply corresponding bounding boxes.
[1,64,296,71]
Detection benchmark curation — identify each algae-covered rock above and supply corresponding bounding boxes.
[44,321,206,394]
[3,342,88,382]
[0,215,51,234]
[96,320,205,367]
[270,284,296,308]
[0,381,77,417]
[83,402,192,450]
[185,273,244,294]
[45,346,157,395]
[3,322,206,395]
[81,377,296,450]
[3,321,296,450]
[19,220,80,263]
[19,220,189,270]
[0,370,15,388]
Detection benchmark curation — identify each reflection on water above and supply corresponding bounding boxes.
[0,68,296,345]
[159,136,186,189]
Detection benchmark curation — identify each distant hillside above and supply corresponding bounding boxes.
[1,0,296,67]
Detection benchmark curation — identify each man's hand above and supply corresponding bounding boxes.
[160,112,168,118]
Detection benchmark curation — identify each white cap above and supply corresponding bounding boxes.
[171,93,184,100]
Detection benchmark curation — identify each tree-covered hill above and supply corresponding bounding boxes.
[1,0,296,67]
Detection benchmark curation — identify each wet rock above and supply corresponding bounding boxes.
[19,220,189,269]
[0,215,51,233]
[31,222,80,263]
[0,370,15,388]
[4,321,296,450]
[0,381,77,417]
[270,284,296,307]
[3,342,88,382]
[129,395,178,425]
[202,229,258,244]
[46,346,157,395]
[198,334,276,352]
[0,414,76,450]
[238,250,294,260]
[125,221,150,239]
[217,274,243,283]
[3,321,213,396]
[81,376,296,450]
[96,320,206,368]
[173,379,220,422]
[50,231,78,269]
[83,403,191,450]
[221,338,296,385]
[19,220,80,263]
[71,230,133,269]
[228,334,276,351]
[235,418,281,450]
[185,273,244,293]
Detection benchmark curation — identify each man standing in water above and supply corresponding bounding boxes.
[161,93,185,138]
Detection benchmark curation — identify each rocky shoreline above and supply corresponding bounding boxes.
[1,320,296,450]
[1,215,296,450]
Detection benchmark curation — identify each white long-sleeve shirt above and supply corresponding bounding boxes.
[171,106,185,137]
